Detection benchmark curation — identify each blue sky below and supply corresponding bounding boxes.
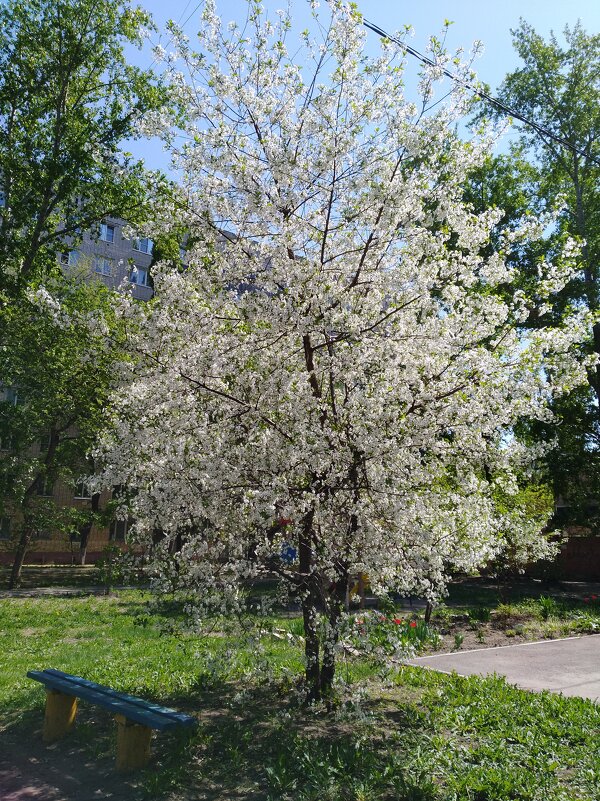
[129,0,600,171]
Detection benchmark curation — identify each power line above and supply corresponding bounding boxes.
[146,0,204,71]
[362,18,600,169]
[174,0,196,28]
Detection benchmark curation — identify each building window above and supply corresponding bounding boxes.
[39,431,51,453]
[74,480,92,500]
[0,434,14,450]
[94,256,113,276]
[37,476,54,497]
[2,388,19,406]
[109,518,129,542]
[59,250,78,266]
[133,237,153,255]
[0,518,11,539]
[100,223,115,243]
[129,266,148,286]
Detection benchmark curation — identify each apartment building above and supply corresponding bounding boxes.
[0,218,158,565]
[61,216,155,301]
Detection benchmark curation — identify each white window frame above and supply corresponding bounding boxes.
[129,265,148,286]
[74,480,92,500]
[37,476,54,497]
[132,236,153,255]
[100,223,115,243]
[2,388,19,406]
[59,250,78,266]
[94,256,113,276]
[109,518,129,542]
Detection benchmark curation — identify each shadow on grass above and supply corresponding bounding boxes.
[0,706,142,800]
[143,681,437,801]
[2,679,438,801]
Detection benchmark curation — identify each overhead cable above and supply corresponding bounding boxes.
[362,18,600,169]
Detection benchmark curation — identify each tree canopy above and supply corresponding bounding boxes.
[476,21,600,527]
[0,0,171,585]
[94,1,591,699]
[0,0,167,296]
[0,275,126,585]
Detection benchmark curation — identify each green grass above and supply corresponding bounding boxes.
[0,592,305,710]
[398,667,600,801]
[1,591,599,800]
[431,584,600,643]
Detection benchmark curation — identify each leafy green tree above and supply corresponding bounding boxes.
[0,0,167,297]
[471,23,600,527]
[0,276,125,586]
[0,0,173,584]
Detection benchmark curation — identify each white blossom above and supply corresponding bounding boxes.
[94,0,591,695]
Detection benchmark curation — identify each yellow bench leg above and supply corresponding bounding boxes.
[115,714,152,772]
[43,689,78,743]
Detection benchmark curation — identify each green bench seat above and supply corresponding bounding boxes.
[27,668,197,771]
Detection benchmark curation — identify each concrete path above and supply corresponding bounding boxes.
[408,634,600,702]
[0,585,142,599]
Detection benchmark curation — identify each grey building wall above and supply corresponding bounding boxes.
[60,215,154,301]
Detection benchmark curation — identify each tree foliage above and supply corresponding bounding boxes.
[0,0,170,583]
[95,1,590,699]
[0,276,126,584]
[0,0,167,296]
[475,21,600,527]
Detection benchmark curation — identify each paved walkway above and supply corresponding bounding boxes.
[408,633,600,702]
[0,585,139,599]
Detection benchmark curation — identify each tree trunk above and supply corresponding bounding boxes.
[9,429,60,588]
[319,624,337,699]
[319,577,347,699]
[78,492,100,566]
[573,174,600,412]
[298,508,323,701]
[302,594,321,702]
[8,527,33,589]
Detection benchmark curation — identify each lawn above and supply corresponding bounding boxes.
[426,589,600,652]
[0,591,599,800]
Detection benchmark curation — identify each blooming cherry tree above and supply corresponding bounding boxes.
[97,1,592,699]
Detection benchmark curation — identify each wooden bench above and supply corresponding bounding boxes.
[27,668,197,772]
